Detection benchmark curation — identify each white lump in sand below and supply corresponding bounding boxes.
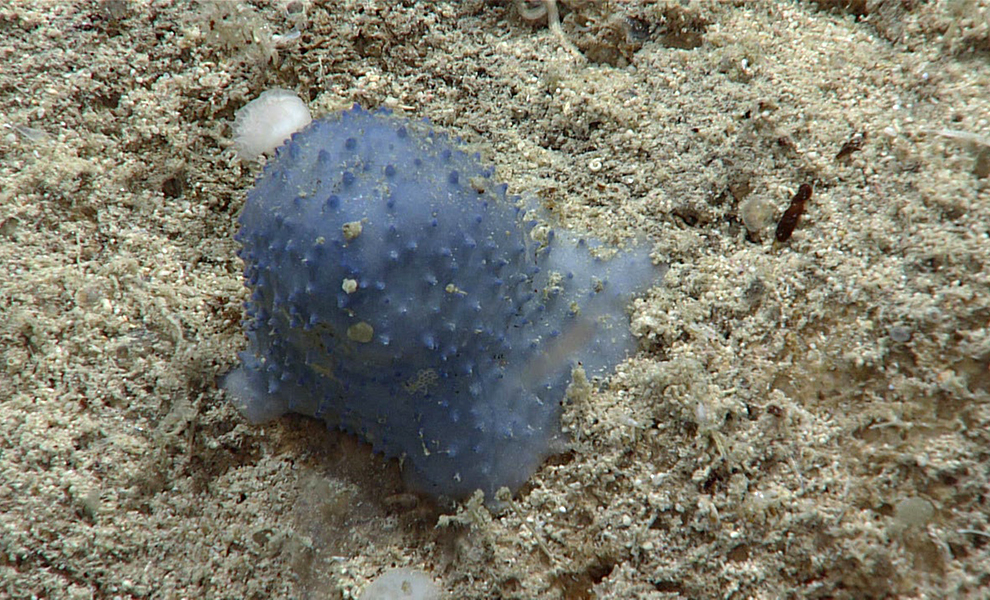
[359,569,440,600]
[233,88,312,160]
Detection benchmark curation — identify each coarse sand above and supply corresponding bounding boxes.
[1,1,988,598]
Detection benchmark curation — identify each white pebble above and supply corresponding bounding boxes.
[233,88,312,160]
[360,569,440,600]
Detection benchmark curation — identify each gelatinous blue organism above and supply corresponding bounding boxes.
[225,106,664,501]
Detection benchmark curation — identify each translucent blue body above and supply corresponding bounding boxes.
[225,106,663,500]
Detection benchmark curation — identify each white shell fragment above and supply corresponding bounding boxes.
[233,88,312,160]
[360,569,440,600]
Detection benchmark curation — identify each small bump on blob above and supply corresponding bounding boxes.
[423,334,437,350]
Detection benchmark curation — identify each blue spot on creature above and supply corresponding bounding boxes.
[224,106,665,502]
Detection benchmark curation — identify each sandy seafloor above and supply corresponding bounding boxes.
[1,1,989,598]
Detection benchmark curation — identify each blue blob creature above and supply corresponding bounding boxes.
[225,106,663,501]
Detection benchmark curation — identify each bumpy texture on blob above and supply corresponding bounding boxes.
[225,106,663,500]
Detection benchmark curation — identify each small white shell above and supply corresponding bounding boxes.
[233,88,312,160]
